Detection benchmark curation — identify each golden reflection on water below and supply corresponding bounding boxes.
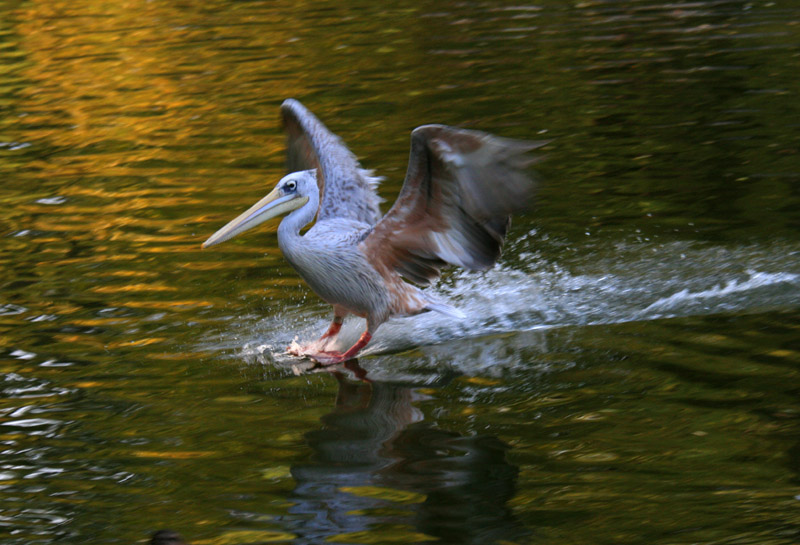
[3,0,332,336]
[10,0,308,288]
[15,0,298,154]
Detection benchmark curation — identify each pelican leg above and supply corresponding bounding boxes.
[317,314,344,350]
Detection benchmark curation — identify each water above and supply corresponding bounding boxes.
[1,0,800,543]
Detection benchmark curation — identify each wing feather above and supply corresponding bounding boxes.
[360,124,546,286]
[281,99,382,225]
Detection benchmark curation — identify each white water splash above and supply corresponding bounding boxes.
[636,270,800,319]
[209,237,800,368]
[359,248,800,357]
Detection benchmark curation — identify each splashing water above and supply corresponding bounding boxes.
[208,236,800,366]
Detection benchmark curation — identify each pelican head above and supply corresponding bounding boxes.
[202,170,316,248]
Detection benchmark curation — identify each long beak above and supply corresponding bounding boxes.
[202,187,308,248]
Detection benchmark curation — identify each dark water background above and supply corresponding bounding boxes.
[1,0,800,543]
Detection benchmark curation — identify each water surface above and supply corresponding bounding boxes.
[1,0,800,543]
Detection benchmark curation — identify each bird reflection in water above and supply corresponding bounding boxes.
[285,369,527,544]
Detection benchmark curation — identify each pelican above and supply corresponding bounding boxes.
[203,99,544,365]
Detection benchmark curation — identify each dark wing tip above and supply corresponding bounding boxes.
[362,123,544,282]
[409,124,544,268]
[281,99,320,176]
[427,124,544,218]
[280,99,311,132]
[280,98,303,114]
[280,99,320,134]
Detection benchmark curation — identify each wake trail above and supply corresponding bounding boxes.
[203,236,800,362]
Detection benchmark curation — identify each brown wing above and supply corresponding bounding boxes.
[360,124,546,286]
[281,99,382,225]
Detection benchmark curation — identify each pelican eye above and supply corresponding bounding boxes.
[284,180,297,192]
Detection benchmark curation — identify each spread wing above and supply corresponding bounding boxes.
[281,99,382,226]
[360,124,546,286]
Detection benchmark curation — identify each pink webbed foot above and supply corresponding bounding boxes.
[286,341,303,357]
[287,318,343,357]
[290,331,373,366]
[286,339,329,358]
[307,351,347,366]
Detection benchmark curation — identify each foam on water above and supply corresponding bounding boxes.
[212,236,800,369]
[636,270,800,319]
